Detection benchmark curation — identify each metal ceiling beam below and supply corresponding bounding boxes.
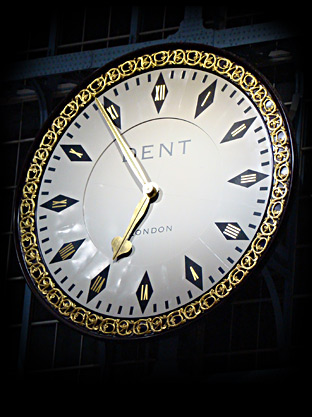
[6,14,296,81]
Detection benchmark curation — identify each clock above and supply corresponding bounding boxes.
[15,43,294,339]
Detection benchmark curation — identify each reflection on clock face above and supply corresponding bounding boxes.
[36,67,273,319]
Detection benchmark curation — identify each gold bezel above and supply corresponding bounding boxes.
[18,47,292,338]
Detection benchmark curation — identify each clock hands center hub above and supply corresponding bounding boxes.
[83,117,219,266]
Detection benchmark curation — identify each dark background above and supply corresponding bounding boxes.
[2,5,311,384]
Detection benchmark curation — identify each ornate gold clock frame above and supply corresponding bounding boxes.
[15,44,294,338]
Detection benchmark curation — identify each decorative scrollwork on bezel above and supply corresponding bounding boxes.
[18,46,293,338]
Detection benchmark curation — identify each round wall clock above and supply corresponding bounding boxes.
[15,43,294,339]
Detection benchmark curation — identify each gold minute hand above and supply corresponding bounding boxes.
[95,97,150,188]
[95,97,159,260]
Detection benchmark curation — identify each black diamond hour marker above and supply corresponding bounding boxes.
[40,194,79,212]
[87,265,110,303]
[151,73,168,113]
[194,80,217,118]
[221,117,256,143]
[228,169,268,188]
[50,239,85,263]
[185,256,203,290]
[136,272,153,313]
[61,145,91,161]
[215,223,248,240]
[103,97,121,128]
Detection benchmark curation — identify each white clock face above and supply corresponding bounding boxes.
[36,67,273,319]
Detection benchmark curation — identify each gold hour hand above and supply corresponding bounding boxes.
[111,183,158,260]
